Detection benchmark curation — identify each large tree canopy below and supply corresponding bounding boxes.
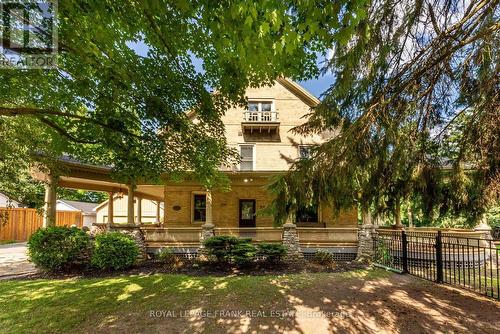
[271,0,499,226]
[1,0,366,202]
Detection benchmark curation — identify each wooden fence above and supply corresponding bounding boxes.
[0,208,83,241]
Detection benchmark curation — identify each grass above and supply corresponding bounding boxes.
[0,268,391,333]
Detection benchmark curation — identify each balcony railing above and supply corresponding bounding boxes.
[243,111,279,122]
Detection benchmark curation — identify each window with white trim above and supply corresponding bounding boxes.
[248,101,273,112]
[239,145,255,171]
[245,101,276,122]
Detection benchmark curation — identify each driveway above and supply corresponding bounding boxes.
[0,242,37,279]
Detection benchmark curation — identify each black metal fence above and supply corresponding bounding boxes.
[374,230,499,300]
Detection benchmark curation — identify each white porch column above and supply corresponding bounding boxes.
[43,173,58,227]
[136,196,142,225]
[200,190,215,246]
[127,184,135,225]
[107,191,114,226]
[205,190,213,225]
[155,201,161,224]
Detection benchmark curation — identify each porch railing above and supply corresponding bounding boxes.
[298,227,358,246]
[139,226,359,247]
[214,227,282,242]
[141,226,201,247]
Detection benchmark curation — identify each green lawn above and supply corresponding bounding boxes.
[0,269,389,333]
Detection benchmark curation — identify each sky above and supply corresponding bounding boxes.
[299,75,333,99]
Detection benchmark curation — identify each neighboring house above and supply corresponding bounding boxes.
[0,192,23,208]
[56,200,97,227]
[94,195,164,224]
[34,79,359,257]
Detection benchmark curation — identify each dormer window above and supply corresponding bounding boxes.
[248,101,273,112]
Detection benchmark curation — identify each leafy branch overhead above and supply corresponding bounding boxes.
[0,0,365,192]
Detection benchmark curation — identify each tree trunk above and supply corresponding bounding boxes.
[43,173,58,227]
[394,198,403,229]
[408,206,414,228]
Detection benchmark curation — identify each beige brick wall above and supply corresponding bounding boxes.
[168,81,358,228]
[221,81,325,171]
[164,184,357,228]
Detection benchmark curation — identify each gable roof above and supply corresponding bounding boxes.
[185,78,320,119]
[0,192,22,207]
[93,197,113,211]
[276,77,320,107]
[57,199,98,214]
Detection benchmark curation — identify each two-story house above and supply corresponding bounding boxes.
[35,79,358,257]
[164,78,357,229]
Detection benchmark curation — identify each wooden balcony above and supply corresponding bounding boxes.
[241,111,280,134]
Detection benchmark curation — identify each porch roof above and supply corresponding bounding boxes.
[32,159,284,197]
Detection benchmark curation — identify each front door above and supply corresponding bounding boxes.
[239,199,256,227]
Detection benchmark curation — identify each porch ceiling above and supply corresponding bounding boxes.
[58,176,164,201]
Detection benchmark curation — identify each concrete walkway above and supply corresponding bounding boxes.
[0,242,37,279]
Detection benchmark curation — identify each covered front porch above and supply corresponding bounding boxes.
[33,160,359,259]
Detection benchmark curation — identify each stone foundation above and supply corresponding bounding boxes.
[474,217,493,240]
[200,223,215,244]
[282,223,304,262]
[109,224,148,262]
[356,224,377,262]
[198,223,215,259]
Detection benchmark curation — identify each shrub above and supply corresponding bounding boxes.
[28,226,91,271]
[91,232,139,270]
[256,243,287,264]
[157,247,177,265]
[313,250,334,265]
[203,235,241,263]
[203,235,256,266]
[231,242,257,267]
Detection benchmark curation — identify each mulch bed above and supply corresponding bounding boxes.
[18,258,368,280]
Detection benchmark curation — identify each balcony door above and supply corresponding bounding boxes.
[239,199,256,227]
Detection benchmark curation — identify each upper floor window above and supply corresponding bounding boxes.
[299,145,312,159]
[239,144,255,171]
[248,101,273,112]
[245,101,277,122]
